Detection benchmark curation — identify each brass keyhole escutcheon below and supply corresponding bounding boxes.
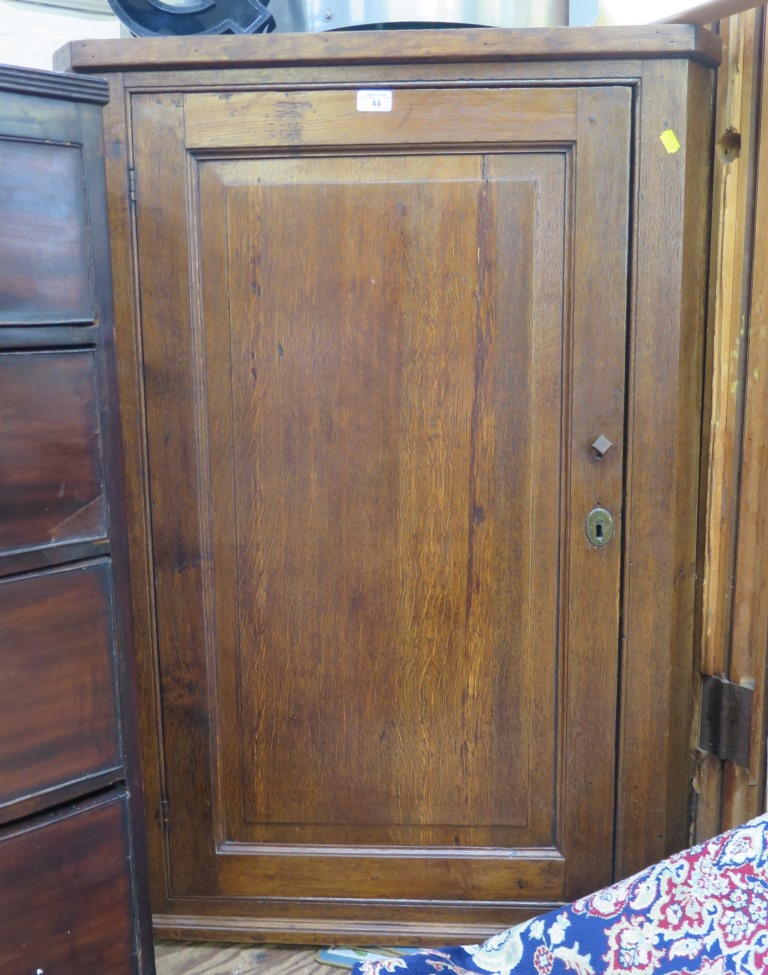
[586,506,614,547]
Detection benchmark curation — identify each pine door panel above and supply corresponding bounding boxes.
[132,85,631,922]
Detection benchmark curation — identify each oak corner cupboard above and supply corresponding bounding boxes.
[56,25,721,945]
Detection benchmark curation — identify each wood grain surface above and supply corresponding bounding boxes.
[53,26,721,74]
[77,31,716,942]
[0,351,107,555]
[128,81,630,924]
[131,91,219,897]
[155,942,328,975]
[0,67,155,973]
[217,155,557,844]
[0,561,121,819]
[693,8,768,837]
[0,139,93,325]
[0,63,108,103]
[0,795,136,974]
[722,7,768,828]
[184,88,577,149]
[614,57,714,878]
[695,11,762,841]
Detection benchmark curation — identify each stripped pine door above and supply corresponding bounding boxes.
[131,84,631,935]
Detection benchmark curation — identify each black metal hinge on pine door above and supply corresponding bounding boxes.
[699,675,754,767]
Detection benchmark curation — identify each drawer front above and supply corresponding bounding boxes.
[0,350,107,555]
[0,137,94,326]
[0,793,138,972]
[0,561,121,814]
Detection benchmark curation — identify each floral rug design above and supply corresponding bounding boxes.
[353,813,768,975]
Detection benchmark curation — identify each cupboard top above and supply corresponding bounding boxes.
[54,25,721,75]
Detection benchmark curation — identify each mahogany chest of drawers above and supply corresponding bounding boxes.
[0,64,153,972]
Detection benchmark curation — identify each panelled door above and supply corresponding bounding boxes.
[131,84,631,936]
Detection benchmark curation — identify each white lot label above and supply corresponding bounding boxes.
[357,90,393,112]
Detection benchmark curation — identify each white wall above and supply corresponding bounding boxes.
[0,1,120,71]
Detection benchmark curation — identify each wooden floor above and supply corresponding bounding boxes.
[154,942,333,975]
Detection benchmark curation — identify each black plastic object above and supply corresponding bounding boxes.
[107,0,274,36]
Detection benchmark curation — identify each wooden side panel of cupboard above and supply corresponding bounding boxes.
[129,84,631,933]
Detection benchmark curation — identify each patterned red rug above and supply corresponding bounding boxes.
[353,814,768,975]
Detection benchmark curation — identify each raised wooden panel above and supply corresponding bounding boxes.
[0,139,94,325]
[208,155,564,849]
[0,350,107,555]
[0,561,121,819]
[184,88,577,149]
[0,794,137,972]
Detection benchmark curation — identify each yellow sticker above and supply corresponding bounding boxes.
[660,129,681,154]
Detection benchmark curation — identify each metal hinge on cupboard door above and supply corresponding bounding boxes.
[161,796,170,830]
[698,675,754,767]
[128,167,136,205]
